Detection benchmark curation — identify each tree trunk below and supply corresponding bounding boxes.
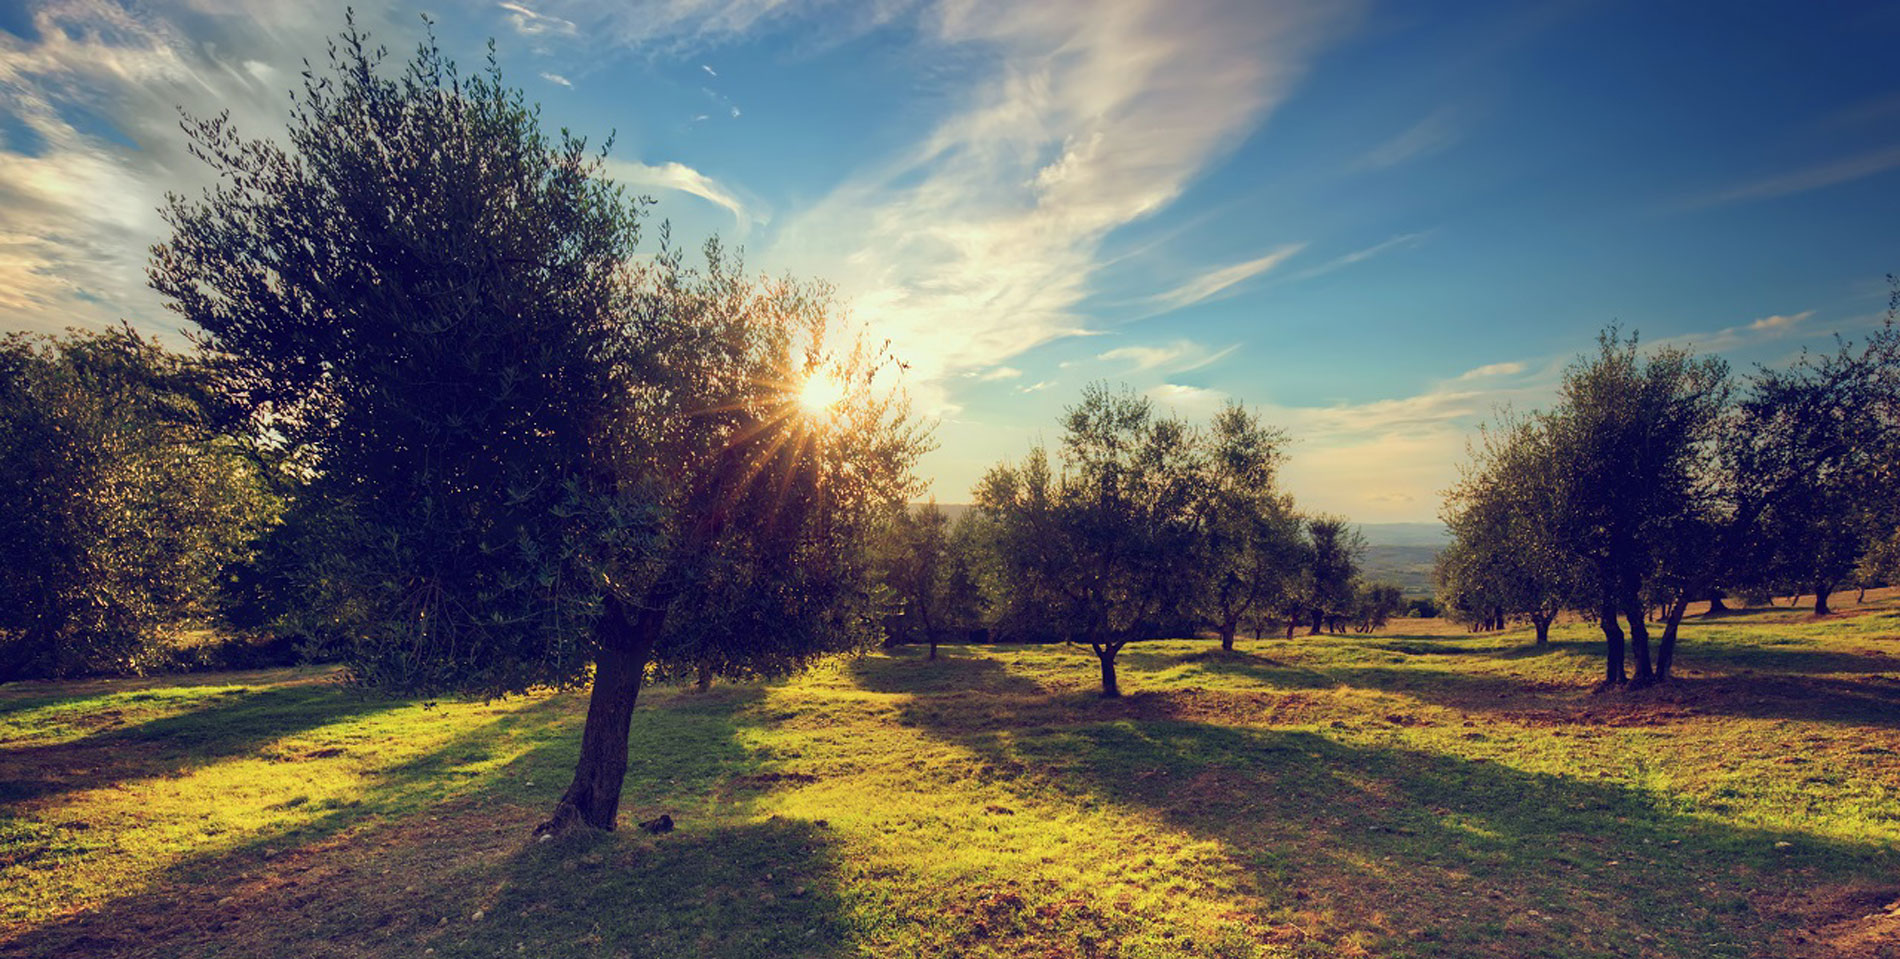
[1599,599,1626,685]
[928,634,938,661]
[694,663,713,693]
[1096,646,1121,698]
[1309,608,1323,636]
[1219,619,1237,652]
[1813,584,1832,616]
[1656,596,1691,680]
[539,597,659,833]
[1284,618,1297,640]
[1706,589,1729,615]
[1622,594,1654,686]
[1532,613,1551,645]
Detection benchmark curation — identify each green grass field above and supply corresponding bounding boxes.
[3,595,1898,958]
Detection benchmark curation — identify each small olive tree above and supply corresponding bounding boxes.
[974,385,1204,696]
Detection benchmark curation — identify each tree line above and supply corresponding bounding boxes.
[1438,320,1900,686]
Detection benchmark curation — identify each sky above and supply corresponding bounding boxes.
[3,0,1898,522]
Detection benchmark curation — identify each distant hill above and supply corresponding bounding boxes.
[1356,522,1449,548]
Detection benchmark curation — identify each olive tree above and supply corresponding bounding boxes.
[151,20,922,832]
[1198,403,1303,651]
[0,327,274,679]
[974,385,1204,696]
[1439,414,1586,644]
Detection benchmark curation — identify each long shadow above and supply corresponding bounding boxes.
[882,687,1899,958]
[847,645,1047,696]
[1,682,853,959]
[0,680,404,803]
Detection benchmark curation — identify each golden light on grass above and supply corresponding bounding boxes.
[796,370,847,415]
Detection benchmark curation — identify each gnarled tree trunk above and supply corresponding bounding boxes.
[1813,584,1832,616]
[1656,595,1691,680]
[1599,599,1626,685]
[538,597,662,833]
[1622,592,1654,686]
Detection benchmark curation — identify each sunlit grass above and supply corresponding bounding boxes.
[2,593,1898,957]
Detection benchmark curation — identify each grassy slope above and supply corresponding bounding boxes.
[1,597,1898,958]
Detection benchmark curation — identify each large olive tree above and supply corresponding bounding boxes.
[152,19,922,831]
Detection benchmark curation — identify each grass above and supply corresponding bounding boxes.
[2,595,1899,957]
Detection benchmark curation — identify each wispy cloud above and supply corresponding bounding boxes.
[1287,231,1427,282]
[1356,105,1465,170]
[0,1,410,338]
[1655,309,1816,352]
[1455,361,1524,380]
[769,0,1354,411]
[603,159,761,235]
[540,71,572,87]
[499,2,579,37]
[971,365,1023,381]
[1146,383,1225,410]
[1147,244,1305,313]
[1097,340,1239,373]
[1689,144,1900,208]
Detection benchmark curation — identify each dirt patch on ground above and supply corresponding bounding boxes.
[1773,883,1900,958]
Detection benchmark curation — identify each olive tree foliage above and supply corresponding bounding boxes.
[1438,414,1586,644]
[1349,582,1405,634]
[1303,516,1365,634]
[150,21,924,832]
[1538,330,1729,686]
[0,327,275,680]
[873,501,985,661]
[1727,325,1900,615]
[974,385,1205,697]
[1198,403,1304,652]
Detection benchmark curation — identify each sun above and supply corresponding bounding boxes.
[796,371,847,415]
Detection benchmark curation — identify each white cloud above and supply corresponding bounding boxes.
[499,2,579,37]
[540,71,573,87]
[1147,244,1305,313]
[1146,383,1225,410]
[1019,380,1054,393]
[1657,309,1815,352]
[602,159,761,235]
[701,64,718,77]
[1455,361,1524,380]
[971,365,1022,380]
[766,0,1355,411]
[1096,339,1238,373]
[0,1,409,338]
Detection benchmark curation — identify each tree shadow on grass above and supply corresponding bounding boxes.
[847,645,1048,697]
[889,690,1899,959]
[0,680,407,803]
[0,681,854,959]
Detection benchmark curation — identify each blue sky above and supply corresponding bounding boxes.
[2,1,1897,521]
